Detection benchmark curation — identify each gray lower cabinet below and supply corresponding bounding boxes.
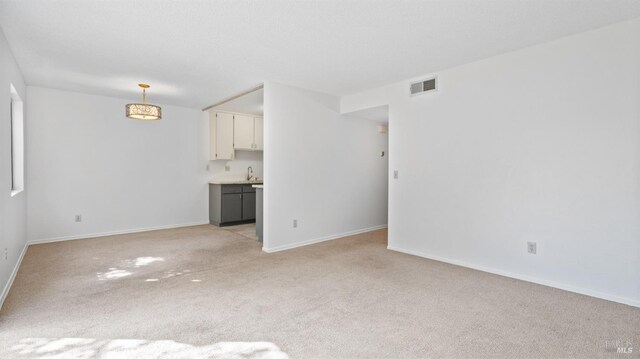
[209,184,260,226]
[242,192,256,220]
[221,193,243,222]
[255,188,263,242]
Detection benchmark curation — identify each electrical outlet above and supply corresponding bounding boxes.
[75,214,82,222]
[224,164,231,172]
[206,164,210,171]
[293,219,298,228]
[393,170,399,179]
[4,248,7,261]
[527,242,537,254]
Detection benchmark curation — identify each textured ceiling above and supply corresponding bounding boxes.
[1,1,640,109]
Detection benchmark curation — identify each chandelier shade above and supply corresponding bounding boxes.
[126,84,161,120]
[126,103,162,120]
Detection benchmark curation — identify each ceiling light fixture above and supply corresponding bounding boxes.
[126,83,162,120]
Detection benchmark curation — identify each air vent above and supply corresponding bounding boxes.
[410,77,437,96]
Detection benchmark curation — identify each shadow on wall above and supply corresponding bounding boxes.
[9,338,289,358]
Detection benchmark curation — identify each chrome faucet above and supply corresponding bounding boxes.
[247,166,254,181]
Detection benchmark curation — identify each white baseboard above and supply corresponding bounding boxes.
[262,225,387,253]
[28,221,211,245]
[387,245,640,308]
[0,242,28,311]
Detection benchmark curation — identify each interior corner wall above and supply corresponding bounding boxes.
[26,87,210,242]
[341,18,640,306]
[263,81,388,252]
[0,28,27,307]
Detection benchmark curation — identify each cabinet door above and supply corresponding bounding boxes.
[209,111,217,160]
[209,184,222,224]
[254,116,263,150]
[234,114,254,150]
[215,112,235,160]
[221,193,242,223]
[242,192,256,220]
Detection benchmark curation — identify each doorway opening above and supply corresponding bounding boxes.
[341,104,389,246]
[203,86,264,242]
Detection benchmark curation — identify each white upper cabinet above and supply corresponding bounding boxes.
[254,116,263,150]
[210,111,263,160]
[210,111,235,160]
[233,114,255,150]
[233,114,263,151]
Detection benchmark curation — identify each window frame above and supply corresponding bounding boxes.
[10,84,24,197]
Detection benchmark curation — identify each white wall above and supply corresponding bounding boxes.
[208,150,264,182]
[263,81,388,252]
[341,18,640,306]
[26,87,211,242]
[0,28,27,307]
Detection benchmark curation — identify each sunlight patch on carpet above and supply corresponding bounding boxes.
[96,268,132,280]
[10,338,289,358]
[131,256,165,267]
[96,256,167,281]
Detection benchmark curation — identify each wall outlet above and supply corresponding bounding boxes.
[206,164,210,171]
[293,219,298,228]
[393,170,399,179]
[224,164,231,172]
[4,248,7,261]
[527,242,537,254]
[75,214,82,222]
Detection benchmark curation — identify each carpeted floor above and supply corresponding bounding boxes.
[223,223,258,241]
[0,225,638,358]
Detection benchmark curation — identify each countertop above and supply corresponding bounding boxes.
[208,179,263,185]
[252,185,264,189]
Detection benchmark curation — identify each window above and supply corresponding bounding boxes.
[10,84,24,196]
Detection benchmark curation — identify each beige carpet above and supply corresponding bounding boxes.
[223,223,258,241]
[0,225,638,358]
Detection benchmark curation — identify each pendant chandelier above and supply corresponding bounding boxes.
[126,83,162,120]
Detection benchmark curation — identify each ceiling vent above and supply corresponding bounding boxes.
[410,77,437,96]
